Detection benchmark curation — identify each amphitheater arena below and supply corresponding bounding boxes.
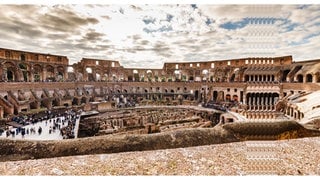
[1,47,320,175]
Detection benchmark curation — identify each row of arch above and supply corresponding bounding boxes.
[245,112,278,119]
[285,106,304,120]
[0,61,66,82]
[295,73,320,83]
[244,75,275,82]
[246,92,279,111]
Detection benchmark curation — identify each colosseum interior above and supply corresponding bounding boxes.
[1,47,320,164]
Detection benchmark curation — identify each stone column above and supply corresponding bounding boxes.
[313,74,317,83]
[42,68,47,82]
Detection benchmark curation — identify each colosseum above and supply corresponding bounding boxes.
[1,47,320,121]
[1,47,320,175]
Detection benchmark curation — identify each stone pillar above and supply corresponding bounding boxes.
[42,68,47,82]
[64,68,68,81]
[313,74,317,83]
[29,66,34,82]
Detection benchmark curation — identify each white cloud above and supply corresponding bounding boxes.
[0,4,319,68]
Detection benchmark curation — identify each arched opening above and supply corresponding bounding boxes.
[7,70,14,81]
[226,94,231,101]
[46,65,55,81]
[102,73,108,81]
[213,91,218,101]
[306,74,313,83]
[146,70,153,82]
[217,91,224,101]
[33,64,42,82]
[56,66,64,81]
[81,97,87,104]
[282,70,290,82]
[20,54,26,61]
[244,75,249,82]
[19,63,28,82]
[128,75,133,82]
[230,74,235,82]
[133,70,139,82]
[297,74,303,83]
[233,95,238,102]
[195,90,199,100]
[202,69,208,82]
[3,62,16,82]
[96,73,101,81]
[86,67,94,81]
[189,76,194,81]
[174,70,181,82]
[112,74,117,82]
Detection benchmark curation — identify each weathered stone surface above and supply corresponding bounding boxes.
[1,120,319,162]
[1,136,320,175]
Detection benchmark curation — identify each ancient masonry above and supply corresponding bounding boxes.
[0,47,320,122]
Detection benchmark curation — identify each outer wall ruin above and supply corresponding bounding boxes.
[0,47,320,122]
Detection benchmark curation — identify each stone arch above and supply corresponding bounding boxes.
[202,69,208,81]
[20,54,26,61]
[3,61,18,82]
[56,66,65,82]
[233,95,238,102]
[19,63,29,82]
[213,91,218,101]
[174,70,181,82]
[282,69,290,82]
[33,64,43,82]
[102,72,108,81]
[244,75,249,82]
[217,91,224,101]
[85,67,94,81]
[225,94,231,101]
[146,70,153,82]
[46,65,55,81]
[230,73,236,82]
[133,69,139,82]
[297,74,303,83]
[67,66,75,81]
[306,74,313,83]
[194,90,199,100]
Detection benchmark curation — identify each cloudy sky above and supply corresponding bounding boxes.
[1,2,320,68]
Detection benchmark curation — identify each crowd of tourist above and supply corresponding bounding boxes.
[0,108,81,140]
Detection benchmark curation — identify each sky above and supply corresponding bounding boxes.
[1,1,320,68]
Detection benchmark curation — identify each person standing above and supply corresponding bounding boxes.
[38,126,42,135]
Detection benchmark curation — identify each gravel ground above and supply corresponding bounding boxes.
[0,137,320,175]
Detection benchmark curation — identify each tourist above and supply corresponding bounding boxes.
[38,126,42,135]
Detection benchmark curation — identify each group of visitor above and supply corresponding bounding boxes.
[1,108,81,140]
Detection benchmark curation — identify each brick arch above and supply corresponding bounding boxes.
[32,64,43,82]
[45,64,55,81]
[56,65,65,81]
[18,63,30,82]
[2,61,19,82]
[306,73,313,83]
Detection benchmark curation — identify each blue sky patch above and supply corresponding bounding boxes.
[220,19,250,30]
[143,16,156,25]
[143,25,173,33]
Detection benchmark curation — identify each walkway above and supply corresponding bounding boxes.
[0,115,81,141]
